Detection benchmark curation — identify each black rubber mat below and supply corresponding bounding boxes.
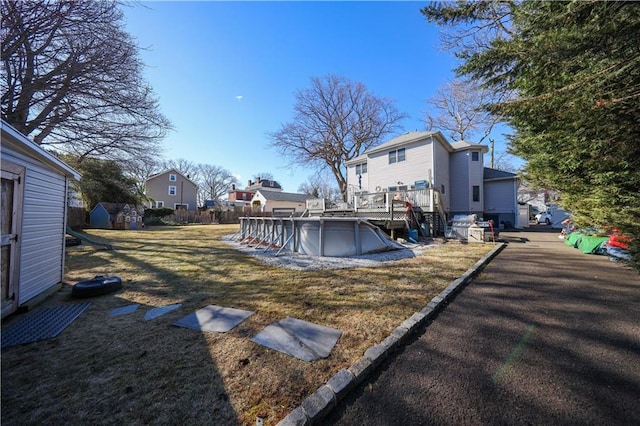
[1,302,91,348]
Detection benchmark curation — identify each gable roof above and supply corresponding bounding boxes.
[364,131,448,154]
[451,140,489,153]
[254,190,313,203]
[346,131,454,165]
[1,119,81,180]
[146,168,198,187]
[484,167,518,181]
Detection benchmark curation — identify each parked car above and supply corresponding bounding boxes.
[535,211,553,225]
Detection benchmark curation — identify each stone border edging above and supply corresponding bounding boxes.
[277,242,507,426]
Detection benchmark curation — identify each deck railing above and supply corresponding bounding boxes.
[354,189,433,212]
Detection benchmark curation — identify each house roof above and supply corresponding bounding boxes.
[146,168,198,187]
[246,179,282,191]
[451,140,489,153]
[346,131,462,165]
[254,190,313,203]
[1,119,81,180]
[484,167,518,181]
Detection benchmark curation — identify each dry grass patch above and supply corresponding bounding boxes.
[1,224,494,425]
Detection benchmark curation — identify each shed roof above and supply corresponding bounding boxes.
[484,167,518,181]
[91,202,144,215]
[1,120,81,180]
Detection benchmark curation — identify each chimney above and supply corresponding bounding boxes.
[231,184,236,190]
[248,180,252,187]
[257,177,261,183]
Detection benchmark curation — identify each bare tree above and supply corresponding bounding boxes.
[1,0,171,162]
[163,159,200,182]
[252,172,274,181]
[424,78,501,143]
[197,164,238,204]
[269,75,406,201]
[123,155,163,203]
[297,171,341,202]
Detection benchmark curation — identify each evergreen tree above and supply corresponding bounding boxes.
[423,0,640,270]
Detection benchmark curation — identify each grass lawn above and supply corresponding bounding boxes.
[1,224,494,425]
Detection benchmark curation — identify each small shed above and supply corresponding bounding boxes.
[1,120,81,318]
[89,203,144,230]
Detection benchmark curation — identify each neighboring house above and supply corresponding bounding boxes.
[227,180,283,211]
[1,120,81,318]
[145,169,198,211]
[89,203,144,230]
[250,190,313,214]
[345,131,521,227]
[228,186,255,210]
[245,178,283,192]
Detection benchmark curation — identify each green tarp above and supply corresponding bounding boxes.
[565,232,583,248]
[578,235,609,254]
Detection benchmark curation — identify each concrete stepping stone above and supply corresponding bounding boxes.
[108,304,140,317]
[144,303,182,320]
[251,317,342,362]
[173,305,254,333]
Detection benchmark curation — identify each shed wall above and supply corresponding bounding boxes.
[2,147,67,305]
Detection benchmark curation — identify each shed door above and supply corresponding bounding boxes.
[1,161,24,318]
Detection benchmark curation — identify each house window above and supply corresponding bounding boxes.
[355,163,367,175]
[388,148,406,164]
[473,185,480,202]
[169,185,176,196]
[242,193,247,200]
[472,151,479,161]
[169,174,177,181]
[388,186,398,192]
[441,184,445,194]
[155,201,164,208]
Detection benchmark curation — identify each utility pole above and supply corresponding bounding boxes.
[489,138,495,168]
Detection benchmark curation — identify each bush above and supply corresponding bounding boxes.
[145,207,174,218]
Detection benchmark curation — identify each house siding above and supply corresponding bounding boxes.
[484,179,518,227]
[1,147,67,306]
[469,150,484,213]
[146,170,198,211]
[449,152,469,213]
[366,138,435,193]
[433,137,450,211]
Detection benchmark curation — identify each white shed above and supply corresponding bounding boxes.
[1,121,81,318]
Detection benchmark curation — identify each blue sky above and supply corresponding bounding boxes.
[122,1,517,193]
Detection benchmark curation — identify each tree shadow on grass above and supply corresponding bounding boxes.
[0,292,240,425]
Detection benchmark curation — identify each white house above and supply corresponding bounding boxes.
[250,190,313,214]
[345,131,520,227]
[1,120,81,318]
